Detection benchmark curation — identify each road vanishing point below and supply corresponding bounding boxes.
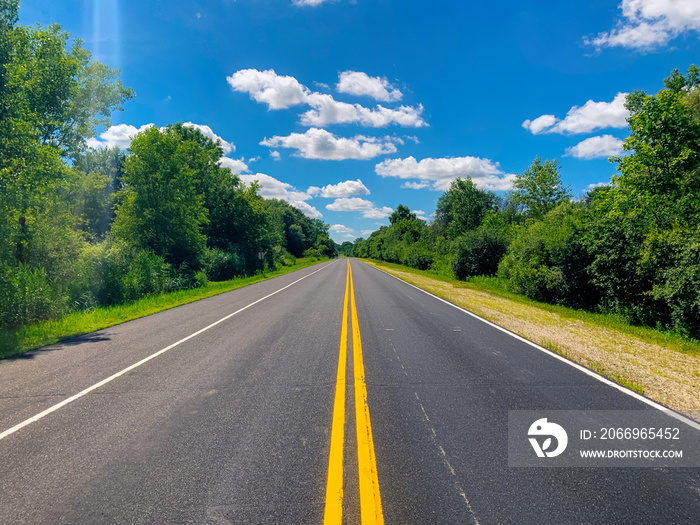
[1,259,698,524]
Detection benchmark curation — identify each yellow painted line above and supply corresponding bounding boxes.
[350,264,384,525]
[323,261,350,524]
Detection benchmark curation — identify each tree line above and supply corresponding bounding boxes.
[350,65,700,338]
[0,2,336,331]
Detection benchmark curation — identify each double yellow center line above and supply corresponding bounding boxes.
[324,261,384,524]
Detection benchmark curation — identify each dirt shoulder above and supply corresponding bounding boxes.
[365,261,700,423]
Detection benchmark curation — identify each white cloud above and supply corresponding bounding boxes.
[522,114,558,134]
[361,229,376,236]
[337,71,403,102]
[401,181,431,190]
[292,0,337,6]
[182,122,235,154]
[330,224,355,235]
[239,173,322,218]
[523,93,629,135]
[228,68,426,128]
[88,123,154,149]
[260,128,398,160]
[375,156,516,191]
[587,181,611,190]
[585,0,700,51]
[290,201,323,219]
[271,151,281,160]
[318,179,370,198]
[88,122,236,154]
[218,157,249,173]
[227,69,310,110]
[413,209,429,221]
[565,135,625,159]
[302,94,426,127]
[326,197,394,219]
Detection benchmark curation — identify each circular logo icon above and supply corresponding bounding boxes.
[528,418,568,458]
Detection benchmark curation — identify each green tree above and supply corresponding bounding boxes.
[111,125,210,267]
[389,204,417,224]
[499,202,596,308]
[452,227,508,279]
[584,67,700,330]
[509,158,571,220]
[0,2,132,328]
[435,177,497,240]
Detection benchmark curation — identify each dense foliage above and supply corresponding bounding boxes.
[4,2,700,339]
[0,4,335,331]
[350,65,700,337]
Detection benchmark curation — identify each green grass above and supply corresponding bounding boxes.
[360,258,700,357]
[0,258,328,360]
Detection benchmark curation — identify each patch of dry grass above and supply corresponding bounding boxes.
[366,261,700,421]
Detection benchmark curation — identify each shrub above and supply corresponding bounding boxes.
[497,203,597,308]
[201,247,245,281]
[452,227,508,279]
[0,264,67,329]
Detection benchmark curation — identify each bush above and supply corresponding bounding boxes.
[0,264,67,329]
[645,229,700,336]
[303,247,322,260]
[452,227,508,279]
[497,203,597,308]
[201,247,245,281]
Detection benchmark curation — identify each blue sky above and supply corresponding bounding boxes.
[19,0,700,242]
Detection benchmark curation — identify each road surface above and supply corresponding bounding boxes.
[1,259,698,524]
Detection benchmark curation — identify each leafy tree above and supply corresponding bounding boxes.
[499,202,596,308]
[0,3,133,330]
[452,227,508,279]
[663,65,700,93]
[111,125,210,267]
[584,66,700,330]
[509,158,571,220]
[435,177,497,239]
[338,241,354,256]
[389,204,417,224]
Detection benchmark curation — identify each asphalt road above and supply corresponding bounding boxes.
[1,259,698,524]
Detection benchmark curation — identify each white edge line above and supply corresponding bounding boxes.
[361,261,700,433]
[0,261,337,441]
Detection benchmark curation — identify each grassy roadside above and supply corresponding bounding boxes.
[0,258,329,360]
[361,259,700,421]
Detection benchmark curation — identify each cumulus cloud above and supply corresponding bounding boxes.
[326,197,394,219]
[182,122,235,154]
[218,157,249,173]
[317,179,370,198]
[329,224,355,237]
[228,68,426,128]
[301,94,426,127]
[239,173,322,218]
[521,114,558,135]
[375,156,516,191]
[88,122,236,154]
[565,135,625,159]
[292,0,337,6]
[523,93,629,135]
[401,181,431,190]
[227,69,310,110]
[337,71,403,102]
[585,0,700,51]
[587,181,611,190]
[260,128,398,160]
[87,123,154,149]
